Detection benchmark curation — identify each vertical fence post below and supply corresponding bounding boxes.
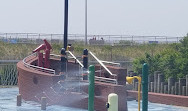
[179,78,186,95]
[109,36,110,43]
[6,33,7,40]
[131,36,133,46]
[151,82,154,92]
[88,65,95,111]
[142,63,148,111]
[39,34,40,40]
[160,82,164,93]
[50,34,52,44]
[175,82,179,95]
[157,74,164,93]
[168,77,175,94]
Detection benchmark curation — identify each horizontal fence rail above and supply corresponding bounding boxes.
[0,33,184,45]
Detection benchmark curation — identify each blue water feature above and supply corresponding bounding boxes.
[127,100,188,111]
[0,87,187,111]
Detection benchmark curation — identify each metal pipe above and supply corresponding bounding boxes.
[89,51,116,76]
[88,65,95,111]
[100,60,120,66]
[142,63,148,111]
[66,51,84,67]
[95,76,117,84]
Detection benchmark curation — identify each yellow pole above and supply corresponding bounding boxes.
[138,78,141,111]
[126,76,141,111]
[134,76,141,111]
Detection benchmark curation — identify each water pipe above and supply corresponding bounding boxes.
[83,49,88,80]
[32,44,46,67]
[88,65,95,111]
[142,63,148,111]
[126,76,141,111]
[60,48,67,78]
[43,39,52,68]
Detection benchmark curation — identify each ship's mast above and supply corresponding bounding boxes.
[64,0,68,49]
[85,0,87,45]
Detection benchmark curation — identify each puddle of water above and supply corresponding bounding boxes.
[0,87,87,111]
[0,87,188,111]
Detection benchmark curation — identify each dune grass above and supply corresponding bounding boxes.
[0,41,171,61]
[0,41,38,60]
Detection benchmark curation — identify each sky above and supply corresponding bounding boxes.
[0,0,188,36]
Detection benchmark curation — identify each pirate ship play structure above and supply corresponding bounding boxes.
[17,39,128,111]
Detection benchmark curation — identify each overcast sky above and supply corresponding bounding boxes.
[0,0,188,36]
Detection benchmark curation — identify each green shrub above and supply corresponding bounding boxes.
[133,34,188,80]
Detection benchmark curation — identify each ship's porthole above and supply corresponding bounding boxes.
[33,76,38,84]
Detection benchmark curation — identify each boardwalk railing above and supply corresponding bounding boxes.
[0,33,184,45]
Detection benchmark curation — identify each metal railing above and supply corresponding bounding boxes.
[50,52,84,68]
[94,76,117,84]
[89,51,117,84]
[23,50,85,76]
[100,60,120,67]
[89,51,116,76]
[66,51,84,68]
[0,33,184,45]
[23,53,55,74]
